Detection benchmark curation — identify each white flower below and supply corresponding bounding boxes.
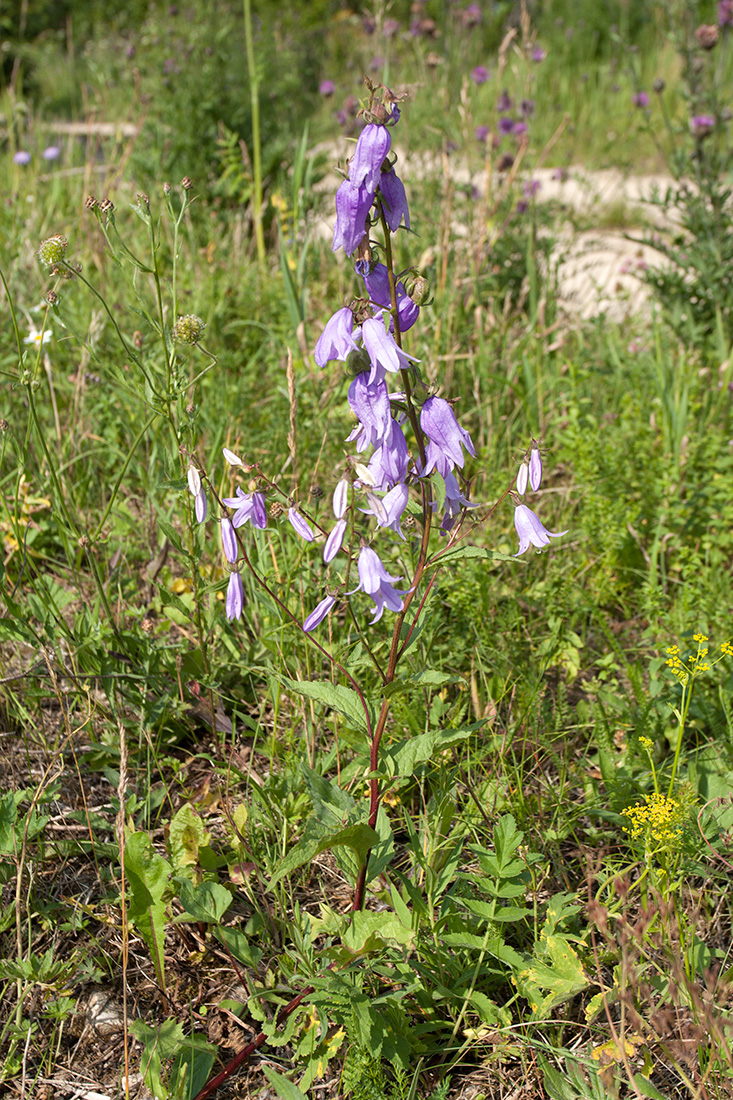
[24,327,52,348]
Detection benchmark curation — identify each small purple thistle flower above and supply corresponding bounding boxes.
[288,507,316,542]
[383,17,400,38]
[319,80,335,97]
[475,125,490,143]
[221,517,238,563]
[497,90,513,112]
[691,114,715,136]
[315,307,360,367]
[226,572,244,621]
[513,504,567,556]
[43,146,61,160]
[498,117,515,135]
[303,594,337,632]
[13,151,31,166]
[351,546,407,622]
[521,99,535,118]
[531,46,546,62]
[420,396,476,478]
[632,91,650,108]
[512,121,529,136]
[471,65,490,85]
[323,518,347,563]
[719,0,733,26]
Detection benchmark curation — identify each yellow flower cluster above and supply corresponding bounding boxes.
[622,792,686,846]
[721,641,733,658]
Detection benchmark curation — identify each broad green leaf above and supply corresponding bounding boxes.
[302,763,356,826]
[267,822,379,891]
[124,832,172,994]
[171,1033,217,1100]
[343,909,414,954]
[632,1075,668,1100]
[519,934,588,1016]
[382,727,474,778]
[281,676,372,734]
[130,1018,184,1100]
[469,991,510,1027]
[167,804,209,872]
[262,1066,308,1100]
[175,879,232,924]
[461,899,532,922]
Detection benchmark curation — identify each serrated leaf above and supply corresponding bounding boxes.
[281,676,372,734]
[382,726,474,778]
[431,544,518,566]
[302,762,356,826]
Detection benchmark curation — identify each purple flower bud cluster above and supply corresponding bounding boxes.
[513,441,567,555]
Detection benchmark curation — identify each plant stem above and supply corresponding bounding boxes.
[243,0,266,266]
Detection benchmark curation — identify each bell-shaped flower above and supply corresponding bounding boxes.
[315,307,360,368]
[351,546,408,623]
[288,508,316,542]
[332,179,374,256]
[187,465,202,496]
[194,488,207,523]
[513,504,567,556]
[226,572,244,621]
[303,593,337,633]
[323,518,347,563]
[361,481,410,538]
[420,397,476,478]
[350,123,391,193]
[368,421,409,489]
[356,261,419,332]
[221,517,238,563]
[346,373,392,451]
[516,460,529,496]
[438,471,479,534]
[222,487,268,529]
[362,314,419,380]
[379,168,410,231]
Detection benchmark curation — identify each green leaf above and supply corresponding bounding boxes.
[632,1075,668,1100]
[302,763,357,826]
[518,934,588,1016]
[430,544,518,566]
[130,1018,184,1100]
[262,1066,308,1100]
[267,821,379,892]
[175,879,232,924]
[382,726,474,778]
[167,804,208,872]
[461,899,532,922]
[124,832,172,994]
[281,676,372,734]
[157,519,190,559]
[171,1033,217,1100]
[342,910,414,954]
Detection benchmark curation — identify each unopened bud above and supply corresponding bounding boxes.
[163,181,172,195]
[133,330,144,349]
[38,235,68,266]
[85,194,98,209]
[404,273,431,305]
[346,347,371,376]
[172,314,205,344]
[181,176,193,191]
[46,290,58,305]
[99,198,114,213]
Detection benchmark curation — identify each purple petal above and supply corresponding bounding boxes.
[332,179,374,255]
[303,594,337,632]
[288,507,316,542]
[221,517,238,563]
[323,518,347,563]
[251,492,268,529]
[195,489,207,523]
[529,446,543,491]
[226,572,244,620]
[379,169,410,231]
[315,307,359,368]
[350,124,391,192]
[516,461,529,496]
[333,479,349,519]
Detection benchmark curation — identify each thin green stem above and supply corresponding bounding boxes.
[243,0,265,266]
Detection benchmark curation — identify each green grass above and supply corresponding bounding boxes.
[2,2,733,1099]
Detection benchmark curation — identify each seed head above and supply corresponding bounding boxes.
[78,535,91,548]
[38,235,68,266]
[181,176,193,191]
[136,192,151,209]
[269,501,284,518]
[46,290,59,305]
[163,181,172,195]
[99,198,114,213]
[0,419,8,432]
[310,484,325,499]
[85,195,98,209]
[172,314,205,344]
[695,23,719,49]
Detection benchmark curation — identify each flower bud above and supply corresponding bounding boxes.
[172,314,205,344]
[346,347,372,377]
[38,235,68,266]
[404,272,431,305]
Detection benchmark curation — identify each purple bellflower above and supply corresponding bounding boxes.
[420,396,476,478]
[288,508,316,541]
[347,373,392,450]
[226,572,244,620]
[513,504,567,556]
[221,518,238,563]
[356,261,419,332]
[379,168,410,232]
[222,487,268,529]
[350,124,391,192]
[361,481,410,537]
[333,479,349,518]
[471,65,490,84]
[303,593,337,632]
[315,307,360,367]
[323,518,347,562]
[368,421,410,489]
[332,179,375,255]
[438,471,479,533]
[351,545,407,622]
[362,314,419,379]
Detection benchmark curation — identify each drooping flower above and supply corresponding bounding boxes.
[438,471,479,533]
[420,397,476,478]
[226,572,244,621]
[356,262,419,332]
[367,421,410,489]
[513,504,567,556]
[288,508,316,542]
[362,314,419,380]
[222,487,267,529]
[223,447,244,466]
[347,373,392,451]
[361,481,410,537]
[303,593,337,632]
[379,168,410,232]
[315,306,360,367]
[350,123,391,193]
[332,179,374,255]
[351,545,408,622]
